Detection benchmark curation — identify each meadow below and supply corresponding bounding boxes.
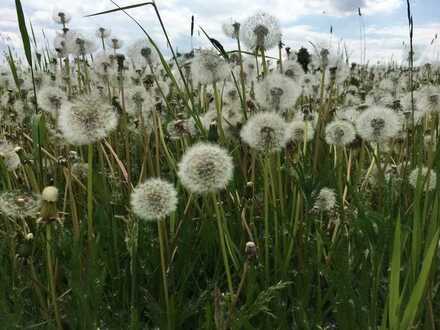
[1,1,440,329]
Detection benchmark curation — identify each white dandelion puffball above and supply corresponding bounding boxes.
[284,60,305,82]
[254,72,300,112]
[325,120,356,146]
[419,85,440,113]
[0,191,41,219]
[286,121,315,143]
[106,37,124,50]
[52,9,71,25]
[64,30,97,56]
[178,143,234,194]
[409,167,437,192]
[38,86,67,116]
[58,94,119,145]
[167,119,197,140]
[191,49,230,85]
[355,106,402,142]
[131,178,178,221]
[240,112,288,152]
[314,188,337,212]
[127,39,159,69]
[96,27,111,39]
[240,11,281,50]
[0,140,21,171]
[222,18,241,39]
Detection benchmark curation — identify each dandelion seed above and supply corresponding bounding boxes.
[131,178,178,221]
[178,143,233,193]
[240,112,288,152]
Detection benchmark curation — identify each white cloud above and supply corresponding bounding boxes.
[2,0,436,65]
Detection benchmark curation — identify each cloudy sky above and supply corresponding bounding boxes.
[0,0,439,64]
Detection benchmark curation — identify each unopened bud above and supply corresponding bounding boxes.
[245,241,257,260]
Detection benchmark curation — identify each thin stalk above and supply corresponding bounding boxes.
[46,225,63,330]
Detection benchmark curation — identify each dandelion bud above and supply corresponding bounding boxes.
[40,186,59,223]
[42,186,59,203]
[245,241,257,260]
[131,178,178,221]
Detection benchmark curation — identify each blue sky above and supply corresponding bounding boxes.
[0,0,439,64]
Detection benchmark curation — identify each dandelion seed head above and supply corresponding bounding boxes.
[254,72,300,112]
[0,140,21,171]
[96,27,111,39]
[314,188,337,212]
[127,39,159,69]
[38,86,67,116]
[178,143,233,193]
[240,11,281,50]
[286,120,315,143]
[167,119,197,140]
[191,49,230,85]
[222,18,241,39]
[65,31,97,56]
[106,37,124,50]
[240,112,288,152]
[325,120,356,146]
[284,60,305,82]
[58,94,119,145]
[355,106,401,142]
[0,191,41,219]
[131,178,178,221]
[52,9,71,25]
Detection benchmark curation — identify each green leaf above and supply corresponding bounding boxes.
[6,47,20,90]
[15,0,33,67]
[400,230,439,329]
[84,1,153,17]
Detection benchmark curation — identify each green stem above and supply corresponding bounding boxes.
[158,220,171,330]
[46,225,63,330]
[87,144,94,244]
[211,193,234,294]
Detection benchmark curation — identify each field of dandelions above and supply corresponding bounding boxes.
[1,2,440,329]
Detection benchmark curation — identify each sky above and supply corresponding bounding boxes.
[0,0,439,65]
